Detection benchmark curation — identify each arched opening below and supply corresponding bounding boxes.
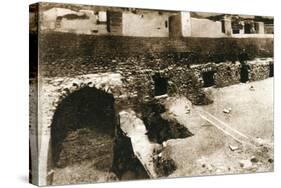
[202,71,216,87]
[240,64,249,83]
[50,87,117,184]
[152,73,168,96]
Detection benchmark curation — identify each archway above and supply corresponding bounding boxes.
[50,87,117,184]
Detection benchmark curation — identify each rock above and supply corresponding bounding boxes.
[223,107,232,114]
[256,137,266,146]
[250,156,258,163]
[239,160,252,169]
[229,144,239,151]
[185,106,191,114]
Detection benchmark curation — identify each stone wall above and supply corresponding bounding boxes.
[190,58,273,88]
[191,62,241,88]
[248,58,274,81]
[39,33,273,64]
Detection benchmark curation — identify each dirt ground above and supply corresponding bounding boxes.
[162,78,274,178]
[51,128,117,185]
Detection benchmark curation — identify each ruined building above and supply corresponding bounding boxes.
[29,2,274,186]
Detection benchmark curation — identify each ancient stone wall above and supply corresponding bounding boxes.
[191,62,241,88]
[39,33,273,64]
[190,58,273,88]
[248,58,273,81]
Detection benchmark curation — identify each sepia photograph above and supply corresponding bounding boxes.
[29,2,274,186]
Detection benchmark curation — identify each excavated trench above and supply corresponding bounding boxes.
[50,85,196,184]
[140,100,194,144]
[137,99,194,176]
[112,125,150,180]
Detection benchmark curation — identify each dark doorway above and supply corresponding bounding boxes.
[269,64,274,77]
[244,23,252,34]
[152,73,168,96]
[50,87,117,184]
[202,71,216,87]
[240,64,249,83]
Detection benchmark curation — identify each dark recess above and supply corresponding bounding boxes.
[269,64,274,77]
[112,122,150,180]
[152,73,168,96]
[141,100,194,144]
[240,63,249,83]
[50,87,116,167]
[202,71,216,87]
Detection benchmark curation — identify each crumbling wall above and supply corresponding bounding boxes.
[39,54,210,105]
[215,62,241,87]
[247,58,273,81]
[191,62,241,88]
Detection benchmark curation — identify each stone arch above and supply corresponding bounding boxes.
[38,73,123,185]
[50,87,116,169]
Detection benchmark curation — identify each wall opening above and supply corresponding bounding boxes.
[244,23,252,34]
[221,20,225,33]
[240,64,249,83]
[269,64,274,77]
[202,71,216,87]
[50,87,117,184]
[232,29,240,34]
[152,73,168,96]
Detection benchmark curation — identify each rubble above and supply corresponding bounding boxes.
[239,160,252,169]
[250,156,258,163]
[223,107,232,114]
[249,85,255,91]
[153,154,177,177]
[229,145,239,151]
